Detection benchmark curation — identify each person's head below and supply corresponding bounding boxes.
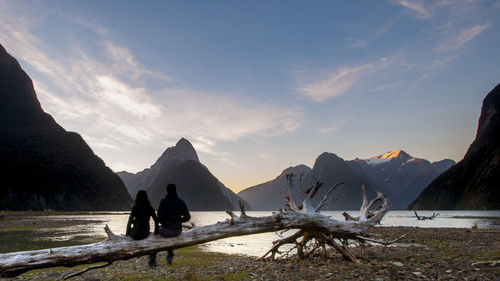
[166,183,177,197]
[135,190,150,205]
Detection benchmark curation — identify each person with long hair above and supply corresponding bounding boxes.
[126,190,158,267]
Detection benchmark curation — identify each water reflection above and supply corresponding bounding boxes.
[17,210,500,256]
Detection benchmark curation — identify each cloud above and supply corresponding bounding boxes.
[96,75,161,118]
[437,24,489,52]
[319,119,349,135]
[190,136,223,156]
[81,134,121,150]
[346,38,369,48]
[345,16,400,48]
[394,0,430,18]
[258,152,271,160]
[296,58,392,102]
[0,2,303,161]
[154,88,303,142]
[104,41,172,82]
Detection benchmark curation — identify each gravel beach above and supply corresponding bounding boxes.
[4,226,499,281]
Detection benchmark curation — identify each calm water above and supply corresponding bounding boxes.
[13,210,500,257]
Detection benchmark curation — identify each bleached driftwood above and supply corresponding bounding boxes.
[471,260,500,267]
[259,177,391,261]
[342,184,380,221]
[414,210,439,220]
[0,175,391,278]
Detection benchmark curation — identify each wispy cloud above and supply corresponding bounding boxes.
[257,152,272,160]
[0,2,303,163]
[104,41,172,82]
[155,88,303,141]
[346,38,369,48]
[296,58,392,102]
[394,0,430,19]
[345,16,400,48]
[319,119,349,135]
[437,24,489,52]
[368,0,493,91]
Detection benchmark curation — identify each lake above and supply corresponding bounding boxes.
[1,210,499,256]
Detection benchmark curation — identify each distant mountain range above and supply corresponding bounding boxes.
[3,41,494,212]
[409,84,500,210]
[0,44,132,211]
[238,150,455,210]
[118,138,248,211]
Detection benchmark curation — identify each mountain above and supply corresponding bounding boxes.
[353,150,455,209]
[237,165,314,210]
[118,138,248,211]
[0,44,132,211]
[409,84,500,210]
[238,150,454,210]
[118,138,200,197]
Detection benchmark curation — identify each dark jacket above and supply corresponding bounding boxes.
[157,194,190,231]
[126,202,158,240]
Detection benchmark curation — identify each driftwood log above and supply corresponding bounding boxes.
[414,210,439,220]
[0,174,393,278]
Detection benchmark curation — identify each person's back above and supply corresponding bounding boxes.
[127,202,156,240]
[154,183,190,265]
[126,190,158,240]
[157,193,190,232]
[126,190,158,267]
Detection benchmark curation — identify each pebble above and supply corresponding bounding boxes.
[392,261,404,267]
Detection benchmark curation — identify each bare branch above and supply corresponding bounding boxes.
[104,224,120,241]
[355,234,408,245]
[414,211,439,220]
[315,182,344,212]
[239,201,247,218]
[63,262,112,280]
[285,173,301,212]
[322,235,360,264]
[471,260,500,267]
[259,230,305,261]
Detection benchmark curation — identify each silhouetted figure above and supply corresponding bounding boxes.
[126,190,158,267]
[153,183,191,265]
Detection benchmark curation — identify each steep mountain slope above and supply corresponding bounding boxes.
[311,153,380,210]
[0,44,132,211]
[119,138,199,197]
[238,165,314,210]
[409,84,500,210]
[118,138,247,210]
[238,150,454,210]
[353,150,455,209]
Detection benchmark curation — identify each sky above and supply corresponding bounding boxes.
[1,0,499,193]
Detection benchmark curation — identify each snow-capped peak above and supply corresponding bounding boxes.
[364,150,411,166]
[378,150,409,159]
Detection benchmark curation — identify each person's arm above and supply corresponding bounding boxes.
[181,201,191,223]
[151,206,159,234]
[126,206,136,236]
[157,199,164,223]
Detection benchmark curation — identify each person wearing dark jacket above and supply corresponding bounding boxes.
[126,190,158,267]
[154,183,191,265]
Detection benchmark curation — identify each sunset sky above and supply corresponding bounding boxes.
[1,0,499,192]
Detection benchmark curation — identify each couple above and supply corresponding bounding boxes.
[126,183,190,267]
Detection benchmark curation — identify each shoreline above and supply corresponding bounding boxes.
[1,226,498,280]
